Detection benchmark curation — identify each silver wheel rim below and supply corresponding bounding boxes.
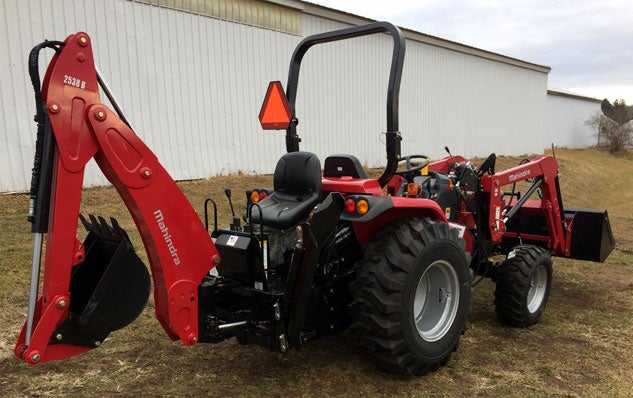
[413,260,460,342]
[527,264,548,313]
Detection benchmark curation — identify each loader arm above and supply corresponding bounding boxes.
[15,32,220,364]
[480,156,566,253]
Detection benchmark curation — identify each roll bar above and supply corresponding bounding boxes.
[284,21,405,187]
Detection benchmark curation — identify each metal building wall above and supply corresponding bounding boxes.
[545,91,600,148]
[0,0,301,192]
[1,0,549,192]
[296,13,549,167]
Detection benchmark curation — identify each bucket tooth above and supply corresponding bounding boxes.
[79,213,91,230]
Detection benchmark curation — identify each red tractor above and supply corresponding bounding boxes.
[15,22,614,376]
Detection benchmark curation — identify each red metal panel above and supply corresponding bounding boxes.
[322,177,382,196]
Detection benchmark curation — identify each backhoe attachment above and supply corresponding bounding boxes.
[15,32,219,364]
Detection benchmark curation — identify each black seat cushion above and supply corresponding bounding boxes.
[251,152,321,229]
[323,154,368,179]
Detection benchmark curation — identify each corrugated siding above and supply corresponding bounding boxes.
[294,17,393,167]
[296,14,548,167]
[1,0,549,192]
[546,93,600,148]
[0,0,301,192]
[132,0,302,34]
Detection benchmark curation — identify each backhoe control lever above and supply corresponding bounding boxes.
[225,188,241,231]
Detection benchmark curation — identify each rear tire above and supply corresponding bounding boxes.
[350,218,471,376]
[494,245,553,327]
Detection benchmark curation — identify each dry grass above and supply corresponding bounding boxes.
[1,147,632,397]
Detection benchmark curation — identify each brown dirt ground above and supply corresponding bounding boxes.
[1,147,632,397]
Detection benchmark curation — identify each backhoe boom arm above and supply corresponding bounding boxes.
[15,32,220,364]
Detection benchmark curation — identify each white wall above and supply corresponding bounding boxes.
[546,91,601,148]
[0,0,549,192]
[293,14,549,167]
[0,0,299,192]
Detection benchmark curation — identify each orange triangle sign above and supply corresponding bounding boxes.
[259,81,292,130]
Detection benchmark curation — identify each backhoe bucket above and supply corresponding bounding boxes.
[57,215,150,347]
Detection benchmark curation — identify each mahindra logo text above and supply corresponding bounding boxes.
[154,209,181,265]
[508,170,530,182]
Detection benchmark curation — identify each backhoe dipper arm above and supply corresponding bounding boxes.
[15,33,220,364]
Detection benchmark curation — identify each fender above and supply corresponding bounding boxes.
[341,195,448,245]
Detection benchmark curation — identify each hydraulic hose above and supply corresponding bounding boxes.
[27,40,64,232]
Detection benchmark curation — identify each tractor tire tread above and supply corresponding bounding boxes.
[494,245,552,327]
[349,218,470,376]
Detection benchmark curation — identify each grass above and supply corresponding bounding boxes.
[1,147,632,397]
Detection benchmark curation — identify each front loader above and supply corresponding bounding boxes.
[386,149,614,325]
[15,22,614,376]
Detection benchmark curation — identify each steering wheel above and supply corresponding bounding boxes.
[395,155,430,180]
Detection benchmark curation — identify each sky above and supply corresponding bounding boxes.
[308,0,633,104]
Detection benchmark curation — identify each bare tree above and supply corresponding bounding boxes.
[586,113,632,153]
[587,99,633,153]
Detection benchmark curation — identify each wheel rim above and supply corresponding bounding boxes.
[413,260,460,342]
[527,264,548,313]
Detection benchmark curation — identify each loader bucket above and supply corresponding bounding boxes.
[566,208,615,263]
[57,215,150,347]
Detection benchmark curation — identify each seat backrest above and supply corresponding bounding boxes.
[273,151,322,195]
[323,154,368,179]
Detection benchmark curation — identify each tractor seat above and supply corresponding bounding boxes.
[250,151,322,230]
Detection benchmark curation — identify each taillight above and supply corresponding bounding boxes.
[249,189,269,203]
[344,198,370,215]
[345,198,356,213]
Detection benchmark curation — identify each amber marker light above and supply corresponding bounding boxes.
[407,183,418,197]
[250,190,260,203]
[356,199,369,215]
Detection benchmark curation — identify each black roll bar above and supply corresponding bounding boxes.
[284,21,405,188]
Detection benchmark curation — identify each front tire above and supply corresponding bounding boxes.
[350,218,471,376]
[494,245,553,327]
